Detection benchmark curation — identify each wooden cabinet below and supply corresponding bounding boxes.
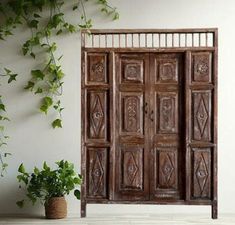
[81,29,218,219]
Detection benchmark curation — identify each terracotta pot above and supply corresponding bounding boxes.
[45,196,67,219]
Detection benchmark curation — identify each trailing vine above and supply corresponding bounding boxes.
[0,0,119,175]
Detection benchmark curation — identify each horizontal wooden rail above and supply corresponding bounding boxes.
[81,28,218,49]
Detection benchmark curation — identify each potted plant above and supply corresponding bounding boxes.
[16,160,82,219]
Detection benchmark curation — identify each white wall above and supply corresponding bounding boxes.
[0,0,234,216]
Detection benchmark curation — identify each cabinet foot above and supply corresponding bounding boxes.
[81,201,86,218]
[212,201,218,219]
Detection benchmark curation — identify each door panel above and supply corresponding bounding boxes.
[87,147,108,199]
[191,90,212,142]
[86,53,108,84]
[156,148,178,190]
[120,93,144,135]
[114,53,150,200]
[191,52,212,84]
[157,92,178,134]
[86,90,109,142]
[191,148,211,199]
[120,147,144,191]
[150,53,184,200]
[188,51,214,201]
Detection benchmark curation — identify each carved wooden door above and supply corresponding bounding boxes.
[114,53,150,200]
[149,53,184,200]
[114,53,185,200]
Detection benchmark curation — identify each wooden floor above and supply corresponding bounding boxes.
[0,215,235,225]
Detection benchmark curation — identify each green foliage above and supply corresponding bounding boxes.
[16,160,82,207]
[0,0,119,176]
[0,96,11,177]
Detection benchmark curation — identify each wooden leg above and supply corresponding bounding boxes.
[212,201,218,219]
[81,200,86,218]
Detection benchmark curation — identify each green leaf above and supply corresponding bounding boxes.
[29,20,39,29]
[0,115,10,121]
[4,30,13,36]
[2,163,8,169]
[74,189,80,200]
[34,88,43,94]
[56,29,63,35]
[68,24,76,33]
[16,200,24,208]
[8,74,17,83]
[22,47,29,55]
[43,97,53,107]
[18,163,25,173]
[74,177,81,185]
[43,161,49,170]
[31,70,44,80]
[40,105,48,114]
[34,167,39,175]
[113,12,119,20]
[34,13,41,18]
[30,52,36,59]
[48,42,57,52]
[24,81,35,90]
[52,119,62,129]
[73,5,78,10]
[0,104,6,111]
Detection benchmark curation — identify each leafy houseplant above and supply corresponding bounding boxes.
[16,160,82,219]
[0,0,119,176]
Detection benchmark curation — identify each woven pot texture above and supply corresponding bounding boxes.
[45,196,67,219]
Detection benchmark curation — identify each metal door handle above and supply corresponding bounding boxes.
[150,110,154,121]
[143,102,148,114]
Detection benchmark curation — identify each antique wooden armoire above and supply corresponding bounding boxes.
[81,29,218,219]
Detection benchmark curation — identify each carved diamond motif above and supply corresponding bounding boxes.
[126,152,138,184]
[161,154,174,185]
[196,96,208,137]
[196,154,208,194]
[91,95,104,136]
[91,153,104,194]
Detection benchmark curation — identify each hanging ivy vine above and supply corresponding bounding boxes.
[0,0,119,176]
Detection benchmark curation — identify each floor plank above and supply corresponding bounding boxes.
[0,214,235,225]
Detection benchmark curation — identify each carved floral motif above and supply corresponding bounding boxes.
[88,54,107,83]
[123,61,143,83]
[193,53,211,82]
[92,62,104,79]
[158,60,178,83]
[124,96,140,133]
[159,96,176,133]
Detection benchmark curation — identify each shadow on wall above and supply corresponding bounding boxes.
[0,179,44,216]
